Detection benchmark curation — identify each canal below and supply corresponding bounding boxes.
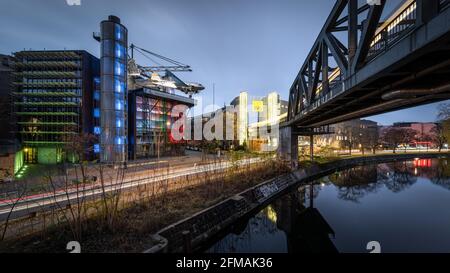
[207,157,450,253]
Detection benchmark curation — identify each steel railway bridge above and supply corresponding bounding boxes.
[280,0,450,166]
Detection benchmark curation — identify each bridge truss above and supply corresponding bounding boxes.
[287,0,450,127]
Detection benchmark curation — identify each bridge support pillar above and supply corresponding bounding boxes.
[278,126,298,169]
[310,135,314,162]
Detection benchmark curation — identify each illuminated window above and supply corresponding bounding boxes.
[116,118,122,128]
[94,127,101,134]
[94,144,100,153]
[115,136,126,145]
[115,61,124,76]
[115,79,124,93]
[94,108,100,118]
[115,99,123,110]
[115,44,125,58]
[93,91,100,101]
[115,25,122,40]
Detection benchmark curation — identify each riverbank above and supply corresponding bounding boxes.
[147,152,450,253]
[0,158,289,253]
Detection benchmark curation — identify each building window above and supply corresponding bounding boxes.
[94,144,100,153]
[115,79,124,93]
[94,91,100,101]
[116,118,123,128]
[115,61,124,76]
[115,98,124,111]
[115,136,126,145]
[115,25,122,40]
[94,126,101,135]
[94,108,100,118]
[115,44,125,58]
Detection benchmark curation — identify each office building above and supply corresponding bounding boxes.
[0,54,20,179]
[230,91,249,146]
[248,92,288,152]
[13,50,100,164]
[128,88,195,159]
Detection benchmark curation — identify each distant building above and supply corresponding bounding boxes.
[315,119,379,151]
[248,92,288,152]
[388,122,438,148]
[186,105,239,151]
[392,122,437,139]
[185,92,288,152]
[230,91,249,146]
[13,50,100,165]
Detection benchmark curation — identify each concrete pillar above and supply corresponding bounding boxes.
[310,135,314,162]
[278,126,298,169]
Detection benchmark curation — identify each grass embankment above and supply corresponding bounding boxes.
[0,158,289,253]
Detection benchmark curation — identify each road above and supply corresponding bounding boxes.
[0,157,263,222]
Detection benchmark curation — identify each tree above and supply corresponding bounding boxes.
[438,103,450,121]
[339,124,362,156]
[436,103,450,151]
[381,127,417,154]
[63,133,98,162]
[361,125,379,155]
[421,133,434,151]
[431,124,447,152]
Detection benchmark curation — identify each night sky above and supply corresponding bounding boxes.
[0,0,447,125]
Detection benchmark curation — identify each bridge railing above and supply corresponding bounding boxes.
[299,81,344,117]
[367,1,417,62]
[441,0,450,11]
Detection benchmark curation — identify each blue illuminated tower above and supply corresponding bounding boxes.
[99,15,128,163]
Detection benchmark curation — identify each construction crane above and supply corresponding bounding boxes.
[128,44,204,97]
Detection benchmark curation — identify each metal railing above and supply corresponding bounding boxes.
[367,1,417,61]
[441,0,450,11]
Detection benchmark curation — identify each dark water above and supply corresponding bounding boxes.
[207,158,450,253]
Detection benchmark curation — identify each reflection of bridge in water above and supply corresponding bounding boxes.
[207,158,450,253]
[279,0,450,166]
[273,186,338,253]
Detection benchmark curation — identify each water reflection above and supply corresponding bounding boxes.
[208,158,450,253]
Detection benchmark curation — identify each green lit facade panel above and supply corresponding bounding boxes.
[14,149,24,174]
[37,147,62,164]
[13,92,80,97]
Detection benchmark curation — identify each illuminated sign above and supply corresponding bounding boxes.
[252,100,264,112]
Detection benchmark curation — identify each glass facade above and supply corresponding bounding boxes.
[100,16,128,163]
[128,91,192,159]
[13,51,99,164]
